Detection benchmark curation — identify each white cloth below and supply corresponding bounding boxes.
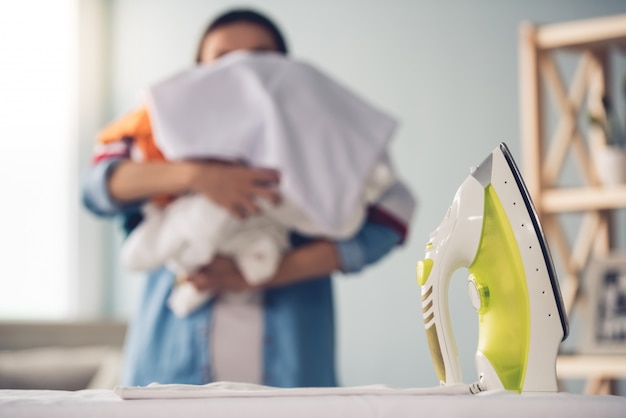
[114,381,470,399]
[120,162,401,317]
[120,194,288,317]
[123,52,411,317]
[146,51,398,238]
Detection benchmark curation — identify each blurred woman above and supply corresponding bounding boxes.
[82,8,414,387]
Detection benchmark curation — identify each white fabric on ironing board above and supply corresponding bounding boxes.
[146,51,398,238]
[115,381,471,399]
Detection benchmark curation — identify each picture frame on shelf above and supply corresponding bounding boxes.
[581,252,626,355]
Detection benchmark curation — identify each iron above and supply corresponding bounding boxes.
[416,142,568,393]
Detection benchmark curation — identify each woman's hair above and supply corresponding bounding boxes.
[194,8,289,63]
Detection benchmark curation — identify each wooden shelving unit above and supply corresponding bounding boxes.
[519,14,626,395]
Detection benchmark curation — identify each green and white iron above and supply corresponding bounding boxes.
[417,142,568,393]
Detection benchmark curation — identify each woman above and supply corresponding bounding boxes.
[82,8,414,387]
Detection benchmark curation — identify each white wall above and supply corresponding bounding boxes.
[99,0,626,389]
[0,0,76,319]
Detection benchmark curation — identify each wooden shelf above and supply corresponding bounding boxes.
[520,14,626,395]
[535,13,626,50]
[557,355,626,394]
[541,186,626,213]
[558,355,626,378]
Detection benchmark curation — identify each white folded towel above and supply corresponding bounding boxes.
[114,381,471,399]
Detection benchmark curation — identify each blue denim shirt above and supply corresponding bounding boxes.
[82,158,403,387]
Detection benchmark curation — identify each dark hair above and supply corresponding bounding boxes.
[194,9,289,63]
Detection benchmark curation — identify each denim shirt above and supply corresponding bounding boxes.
[82,158,405,387]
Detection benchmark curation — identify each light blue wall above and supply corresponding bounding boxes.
[103,0,626,390]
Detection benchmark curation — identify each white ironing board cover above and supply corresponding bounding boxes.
[2,387,625,418]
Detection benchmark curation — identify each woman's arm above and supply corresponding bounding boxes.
[107,160,198,203]
[187,221,403,292]
[82,158,281,219]
[268,240,341,287]
[187,240,341,292]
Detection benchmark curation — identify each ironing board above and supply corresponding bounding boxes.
[1,387,625,418]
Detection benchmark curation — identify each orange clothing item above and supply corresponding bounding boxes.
[98,106,165,163]
[97,106,174,206]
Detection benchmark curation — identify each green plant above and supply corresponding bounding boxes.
[589,91,625,148]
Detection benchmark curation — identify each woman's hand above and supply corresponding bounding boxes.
[186,161,280,219]
[187,255,254,293]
